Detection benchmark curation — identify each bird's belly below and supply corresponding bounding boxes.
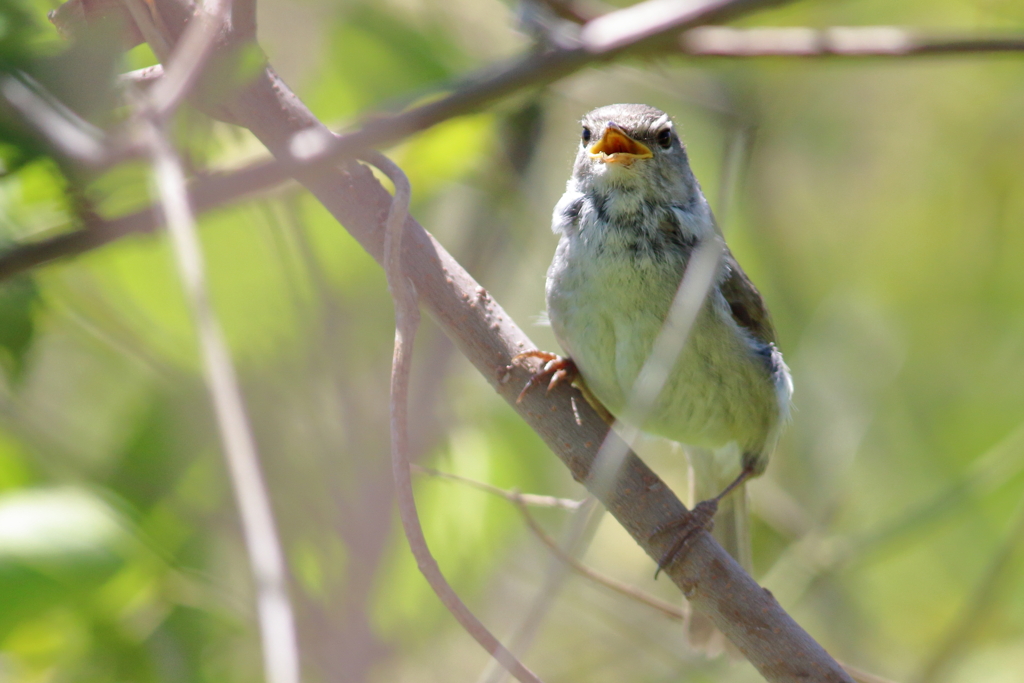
[640,311,778,451]
[547,247,777,451]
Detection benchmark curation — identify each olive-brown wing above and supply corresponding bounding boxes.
[720,250,777,347]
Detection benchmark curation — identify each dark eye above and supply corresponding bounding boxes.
[582,127,592,145]
[656,128,672,149]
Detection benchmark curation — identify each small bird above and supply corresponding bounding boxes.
[517,104,792,651]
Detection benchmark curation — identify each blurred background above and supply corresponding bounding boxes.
[1,0,1024,681]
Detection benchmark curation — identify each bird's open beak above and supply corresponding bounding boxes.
[588,126,653,165]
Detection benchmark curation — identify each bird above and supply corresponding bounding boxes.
[515,103,792,652]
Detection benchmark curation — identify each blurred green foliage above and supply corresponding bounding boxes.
[0,0,1023,682]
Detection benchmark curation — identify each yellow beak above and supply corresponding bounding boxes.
[588,126,653,165]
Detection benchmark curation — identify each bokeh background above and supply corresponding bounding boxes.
[2,0,1024,682]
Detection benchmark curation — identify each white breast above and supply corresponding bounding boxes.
[545,194,784,456]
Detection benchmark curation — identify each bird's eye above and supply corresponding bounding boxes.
[581,127,592,145]
[656,128,672,149]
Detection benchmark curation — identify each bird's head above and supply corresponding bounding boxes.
[572,104,697,203]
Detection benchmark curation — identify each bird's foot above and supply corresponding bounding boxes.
[649,464,755,578]
[650,500,718,579]
[508,351,578,404]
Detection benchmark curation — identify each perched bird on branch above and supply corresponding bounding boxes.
[516,103,792,653]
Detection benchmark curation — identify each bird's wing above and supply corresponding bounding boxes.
[719,249,777,346]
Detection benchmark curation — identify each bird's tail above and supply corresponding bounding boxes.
[684,445,751,657]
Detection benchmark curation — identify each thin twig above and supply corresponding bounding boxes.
[411,464,583,510]
[512,495,898,683]
[119,64,165,87]
[512,495,684,620]
[0,72,109,165]
[415,463,678,618]
[681,26,1024,57]
[842,664,902,683]
[147,0,232,117]
[110,27,1024,92]
[120,0,173,60]
[428,467,898,683]
[140,113,299,683]
[364,151,543,683]
[122,6,301,683]
[477,498,603,683]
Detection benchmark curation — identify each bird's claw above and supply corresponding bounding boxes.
[650,499,719,579]
[508,351,578,404]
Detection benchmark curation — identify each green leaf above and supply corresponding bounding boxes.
[0,488,131,638]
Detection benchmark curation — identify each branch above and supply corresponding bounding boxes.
[411,465,583,511]
[143,0,232,117]
[511,494,684,620]
[366,150,542,683]
[680,26,1024,57]
[0,71,110,166]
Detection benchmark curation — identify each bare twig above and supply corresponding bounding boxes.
[427,467,899,683]
[140,109,299,683]
[515,496,900,683]
[842,664,902,683]
[681,26,1024,57]
[415,463,681,619]
[118,6,302,683]
[477,497,602,683]
[411,464,583,510]
[109,27,1024,92]
[365,151,543,683]
[119,64,165,87]
[120,0,173,60]
[512,495,684,620]
[147,0,232,117]
[0,72,110,165]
